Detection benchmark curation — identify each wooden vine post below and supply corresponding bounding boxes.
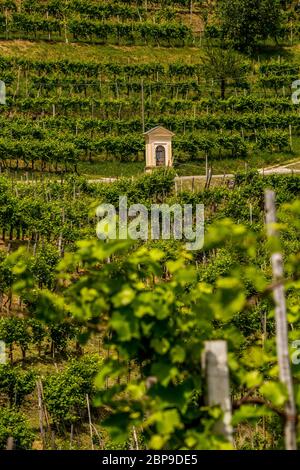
[202,340,233,444]
[265,190,297,450]
[86,394,94,450]
[37,380,45,448]
[190,0,193,24]
[6,437,14,450]
[289,124,293,151]
[141,79,145,133]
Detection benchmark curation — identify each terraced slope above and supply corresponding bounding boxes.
[0,0,300,178]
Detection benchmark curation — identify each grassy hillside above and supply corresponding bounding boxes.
[0,0,300,453]
[1,1,300,178]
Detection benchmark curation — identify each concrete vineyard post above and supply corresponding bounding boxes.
[265,190,297,450]
[202,340,233,444]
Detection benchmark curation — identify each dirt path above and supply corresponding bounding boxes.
[88,162,300,184]
[14,161,300,186]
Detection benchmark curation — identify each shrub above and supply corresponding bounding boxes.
[0,408,34,450]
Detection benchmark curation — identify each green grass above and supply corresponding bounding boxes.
[78,160,145,178]
[0,39,202,64]
[174,153,289,176]
[78,148,299,179]
[6,148,298,181]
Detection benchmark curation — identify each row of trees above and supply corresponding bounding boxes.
[0,317,79,362]
[2,95,297,118]
[0,130,290,167]
[2,112,298,136]
[0,171,298,255]
[0,13,192,45]
[0,57,198,79]
[0,0,194,16]
[5,71,295,100]
[0,177,95,247]
[0,1,293,50]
